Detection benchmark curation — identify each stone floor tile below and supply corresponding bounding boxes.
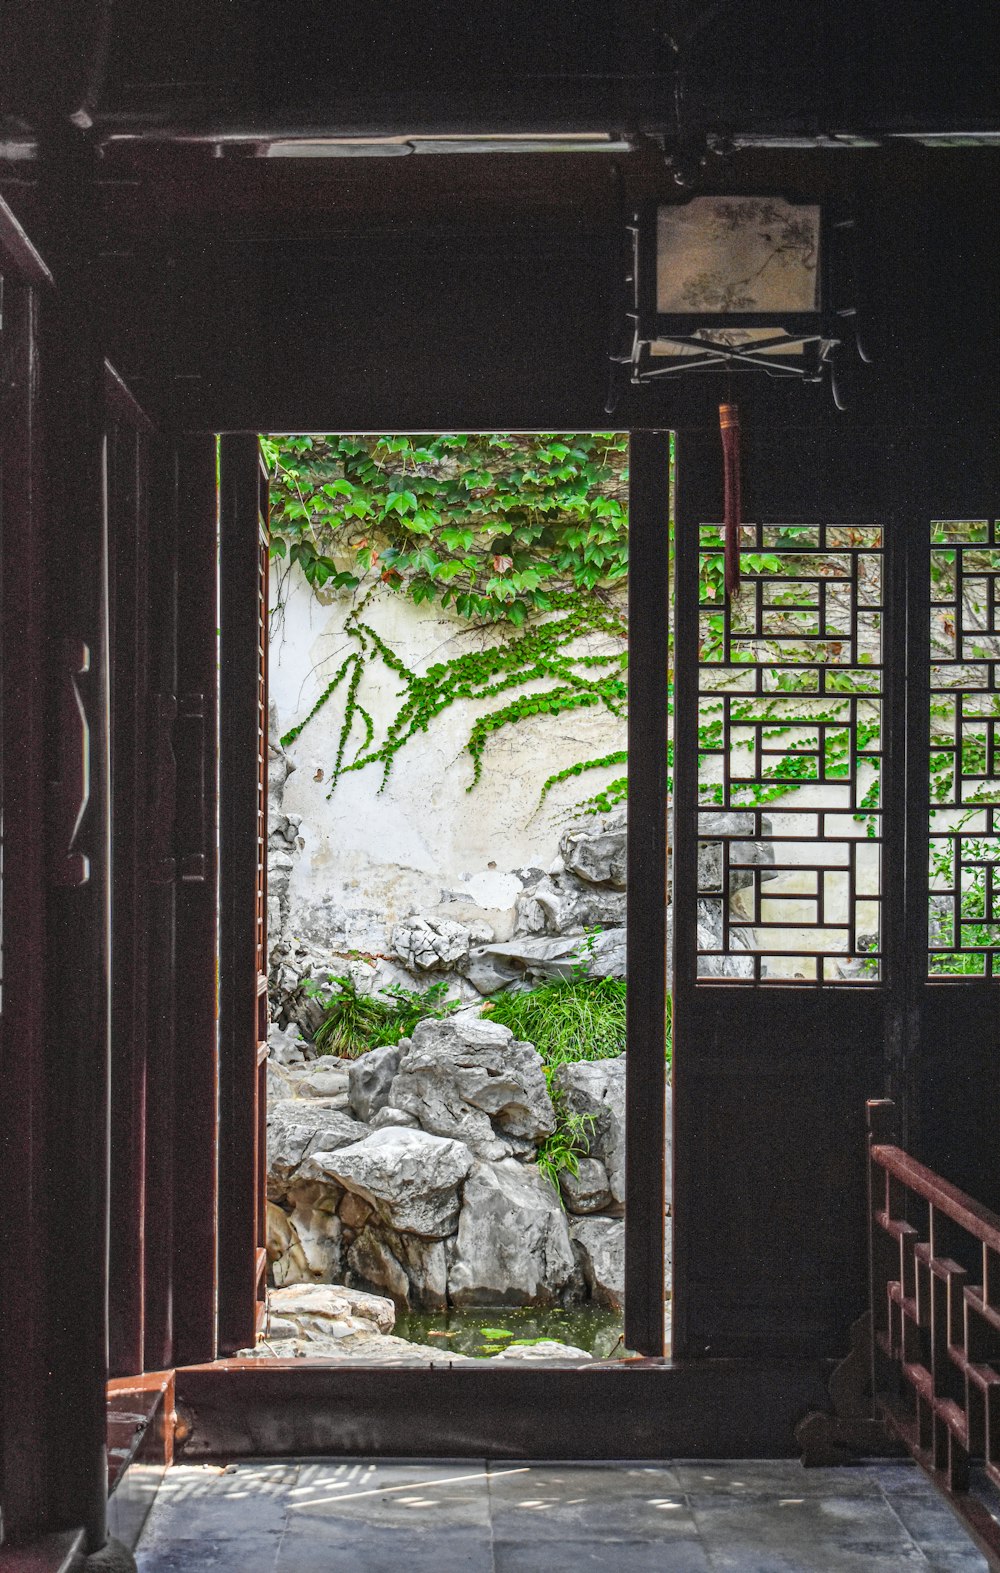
[134,1463,297,1551]
[287,1458,493,1526]
[485,1462,691,1542]
[672,1459,886,1499]
[493,1535,713,1572]
[274,1521,495,1572]
[136,1533,285,1572]
[688,1493,933,1572]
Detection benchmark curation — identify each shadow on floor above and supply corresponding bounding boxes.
[134,1457,989,1572]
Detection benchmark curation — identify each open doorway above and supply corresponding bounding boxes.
[255,433,665,1364]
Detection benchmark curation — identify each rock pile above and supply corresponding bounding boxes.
[237,1283,593,1363]
[265,1009,663,1315]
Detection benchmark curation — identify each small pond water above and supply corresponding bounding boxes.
[393,1305,628,1360]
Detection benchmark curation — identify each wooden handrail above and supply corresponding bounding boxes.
[871,1142,1000,1256]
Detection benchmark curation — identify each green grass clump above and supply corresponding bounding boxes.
[483,975,631,1069]
[483,974,672,1200]
[308,974,458,1057]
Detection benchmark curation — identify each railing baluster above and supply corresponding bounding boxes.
[867,1098,1000,1560]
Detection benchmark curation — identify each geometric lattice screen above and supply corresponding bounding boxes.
[929,520,1000,977]
[696,523,883,983]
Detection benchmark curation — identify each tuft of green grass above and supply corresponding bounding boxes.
[483,975,635,1069]
[308,974,458,1057]
[483,973,671,1199]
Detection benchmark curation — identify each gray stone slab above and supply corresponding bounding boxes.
[135,1462,297,1550]
[133,1456,990,1573]
[486,1462,690,1541]
[672,1459,889,1499]
[493,1536,712,1572]
[287,1458,493,1527]
[686,1494,933,1572]
[275,1521,495,1573]
[136,1534,285,1572]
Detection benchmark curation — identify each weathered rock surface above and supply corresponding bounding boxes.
[448,1159,578,1306]
[267,1282,396,1338]
[301,1126,474,1238]
[347,1225,449,1310]
[570,1217,624,1311]
[697,811,776,894]
[391,915,493,972]
[282,1181,344,1282]
[287,1058,351,1101]
[237,1283,472,1362]
[388,1014,555,1160]
[515,873,626,938]
[465,929,626,993]
[559,1156,614,1215]
[241,1331,472,1363]
[267,1200,312,1287]
[267,1101,369,1197]
[551,1059,626,1206]
[559,812,627,889]
[268,1022,309,1065]
[348,1044,401,1123]
[369,1105,420,1130]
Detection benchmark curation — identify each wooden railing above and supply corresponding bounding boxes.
[868,1098,1000,1566]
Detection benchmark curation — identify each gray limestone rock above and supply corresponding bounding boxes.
[465,929,626,993]
[551,1058,626,1206]
[288,1058,351,1101]
[282,1181,344,1282]
[570,1216,624,1310]
[558,1156,615,1215]
[515,873,626,938]
[369,1105,421,1131]
[268,1022,309,1065]
[391,915,477,971]
[238,1331,471,1363]
[347,1225,449,1311]
[268,1280,396,1337]
[267,1101,369,1198]
[301,1126,474,1238]
[559,812,627,889]
[447,1159,577,1306]
[388,1013,555,1160]
[348,1044,402,1123]
[346,1227,409,1306]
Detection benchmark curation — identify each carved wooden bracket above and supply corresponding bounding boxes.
[795,1312,901,1466]
[49,638,91,887]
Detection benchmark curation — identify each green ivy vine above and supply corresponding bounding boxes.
[265,433,632,804]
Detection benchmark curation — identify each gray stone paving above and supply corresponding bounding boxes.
[135,1458,990,1572]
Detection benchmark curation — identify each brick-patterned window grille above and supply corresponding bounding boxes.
[869,1101,1000,1557]
[929,519,1000,978]
[696,522,883,983]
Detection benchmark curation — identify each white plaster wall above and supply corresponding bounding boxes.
[269,566,627,957]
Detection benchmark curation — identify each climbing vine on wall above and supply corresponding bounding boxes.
[264,434,632,802]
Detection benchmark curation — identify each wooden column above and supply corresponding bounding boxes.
[106,369,154,1381]
[40,130,112,1553]
[0,219,55,1545]
[624,430,671,1358]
